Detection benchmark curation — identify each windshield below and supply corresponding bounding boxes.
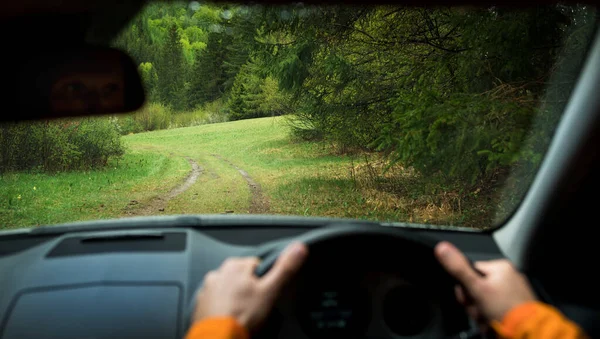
[0,3,596,230]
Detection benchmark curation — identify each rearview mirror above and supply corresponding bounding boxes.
[5,47,145,122]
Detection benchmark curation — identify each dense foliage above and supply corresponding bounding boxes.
[112,3,294,120]
[268,6,595,187]
[115,101,228,134]
[0,119,124,172]
[114,3,595,191]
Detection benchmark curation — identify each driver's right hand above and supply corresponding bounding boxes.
[434,241,537,323]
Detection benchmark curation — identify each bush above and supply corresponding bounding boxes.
[170,99,229,127]
[115,100,229,134]
[115,103,172,134]
[202,99,229,124]
[171,110,208,128]
[0,118,124,173]
[134,103,172,131]
[115,115,144,135]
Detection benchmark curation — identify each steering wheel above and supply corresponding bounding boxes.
[253,224,482,339]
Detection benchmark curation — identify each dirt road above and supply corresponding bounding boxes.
[124,154,269,215]
[212,154,270,214]
[123,157,202,216]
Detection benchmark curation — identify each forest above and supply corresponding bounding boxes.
[113,3,595,207]
[1,2,597,227]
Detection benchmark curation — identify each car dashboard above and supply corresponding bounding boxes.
[0,216,503,339]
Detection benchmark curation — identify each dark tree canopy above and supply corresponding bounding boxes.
[112,2,596,189]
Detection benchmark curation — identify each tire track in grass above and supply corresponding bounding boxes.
[124,157,202,216]
[211,154,270,214]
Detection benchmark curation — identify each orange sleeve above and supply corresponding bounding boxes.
[184,317,249,339]
[491,302,588,339]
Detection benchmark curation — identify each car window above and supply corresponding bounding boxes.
[0,3,596,229]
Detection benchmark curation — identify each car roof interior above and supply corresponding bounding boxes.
[0,0,599,338]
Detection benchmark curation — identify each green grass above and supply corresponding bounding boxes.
[167,154,250,214]
[0,151,188,229]
[2,116,486,229]
[124,116,410,221]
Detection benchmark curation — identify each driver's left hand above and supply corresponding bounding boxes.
[191,242,308,332]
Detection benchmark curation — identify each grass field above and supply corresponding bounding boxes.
[0,152,189,228]
[124,116,386,219]
[1,116,490,229]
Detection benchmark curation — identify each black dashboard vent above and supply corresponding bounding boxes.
[46,232,186,257]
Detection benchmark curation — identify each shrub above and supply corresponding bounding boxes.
[116,100,229,133]
[171,110,208,128]
[0,118,124,173]
[202,99,229,124]
[171,99,229,127]
[115,115,144,135]
[135,103,172,131]
[68,119,125,168]
[115,103,172,134]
